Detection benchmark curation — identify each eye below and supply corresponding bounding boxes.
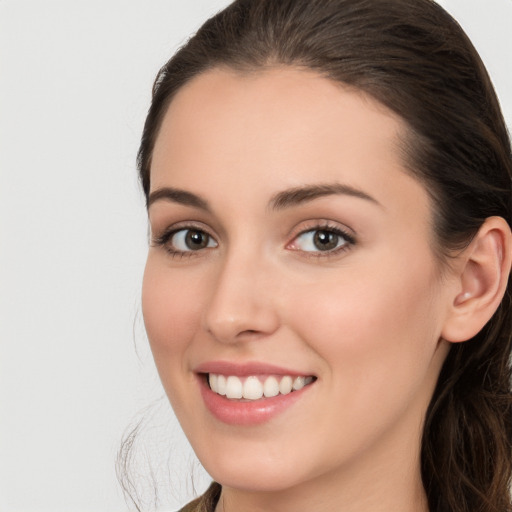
[170,228,217,251]
[154,227,218,256]
[289,227,354,254]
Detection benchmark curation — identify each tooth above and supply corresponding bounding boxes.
[225,376,243,399]
[209,374,218,393]
[263,376,280,397]
[217,375,227,396]
[292,376,305,391]
[305,376,314,385]
[279,376,293,395]
[243,376,263,400]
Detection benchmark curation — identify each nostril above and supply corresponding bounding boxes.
[236,329,268,341]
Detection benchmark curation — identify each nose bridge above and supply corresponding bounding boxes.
[203,242,279,343]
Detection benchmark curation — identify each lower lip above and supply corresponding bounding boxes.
[198,376,313,426]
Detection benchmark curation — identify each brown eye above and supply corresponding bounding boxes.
[170,229,218,252]
[313,230,339,251]
[289,226,355,255]
[185,230,209,249]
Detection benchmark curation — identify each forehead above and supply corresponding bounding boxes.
[150,67,429,225]
[152,67,405,182]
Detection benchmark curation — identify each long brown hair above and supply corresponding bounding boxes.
[132,1,512,510]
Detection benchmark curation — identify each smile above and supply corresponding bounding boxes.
[208,374,315,400]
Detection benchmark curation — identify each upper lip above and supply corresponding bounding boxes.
[194,360,315,377]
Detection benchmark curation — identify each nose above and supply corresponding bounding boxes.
[202,250,280,344]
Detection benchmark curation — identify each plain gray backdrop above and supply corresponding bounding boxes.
[1,1,511,511]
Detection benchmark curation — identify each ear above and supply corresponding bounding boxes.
[441,216,512,343]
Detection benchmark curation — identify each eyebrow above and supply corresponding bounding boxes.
[270,183,382,210]
[147,182,381,212]
[147,187,211,212]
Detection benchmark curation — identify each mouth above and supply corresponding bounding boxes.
[205,373,316,401]
[194,362,317,424]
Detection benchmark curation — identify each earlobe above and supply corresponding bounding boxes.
[442,216,512,344]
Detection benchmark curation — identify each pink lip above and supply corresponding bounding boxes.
[194,360,312,377]
[194,361,316,426]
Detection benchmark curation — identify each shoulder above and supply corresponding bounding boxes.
[177,482,222,512]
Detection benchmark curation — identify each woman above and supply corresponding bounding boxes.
[134,0,512,511]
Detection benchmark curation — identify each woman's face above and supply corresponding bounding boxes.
[143,68,453,493]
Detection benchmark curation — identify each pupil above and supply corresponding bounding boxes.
[313,230,338,251]
[186,230,208,249]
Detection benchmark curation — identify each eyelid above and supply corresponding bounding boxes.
[151,220,214,241]
[286,219,356,241]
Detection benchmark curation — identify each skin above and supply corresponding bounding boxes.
[142,67,463,512]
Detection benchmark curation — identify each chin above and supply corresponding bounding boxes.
[196,442,321,493]
[208,465,306,493]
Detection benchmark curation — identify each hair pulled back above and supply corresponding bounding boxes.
[136,1,512,511]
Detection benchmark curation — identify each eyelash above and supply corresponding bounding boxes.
[152,222,356,259]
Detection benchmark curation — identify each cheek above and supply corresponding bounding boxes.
[286,253,442,400]
[141,256,205,366]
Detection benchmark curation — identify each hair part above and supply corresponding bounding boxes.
[132,1,512,511]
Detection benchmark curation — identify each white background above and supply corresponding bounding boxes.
[1,1,511,511]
